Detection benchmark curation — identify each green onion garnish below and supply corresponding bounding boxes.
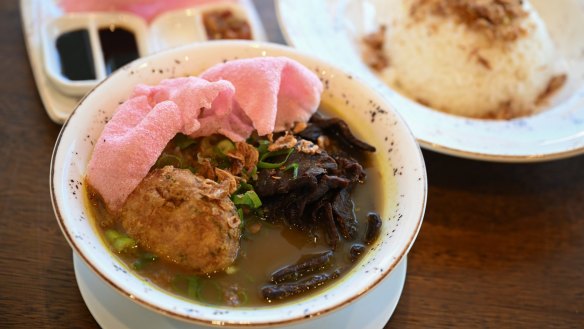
[237,290,249,305]
[247,166,258,181]
[104,229,136,253]
[257,148,294,169]
[216,139,235,156]
[104,229,122,242]
[132,252,158,270]
[256,139,270,155]
[187,277,201,300]
[225,266,239,275]
[283,162,299,179]
[246,190,262,208]
[232,190,262,209]
[154,153,184,169]
[173,133,197,150]
[112,237,136,253]
[234,182,254,195]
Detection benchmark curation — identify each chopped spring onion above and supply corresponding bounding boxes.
[198,137,216,158]
[105,229,136,253]
[246,165,258,181]
[104,229,122,242]
[232,190,262,209]
[234,182,254,195]
[173,133,197,150]
[154,153,184,169]
[257,148,294,169]
[256,139,270,155]
[184,277,221,303]
[216,139,235,156]
[132,252,158,270]
[187,277,201,300]
[225,266,239,275]
[113,238,136,253]
[247,190,262,208]
[237,290,249,305]
[283,162,299,179]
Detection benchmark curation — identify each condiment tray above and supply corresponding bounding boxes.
[21,0,266,123]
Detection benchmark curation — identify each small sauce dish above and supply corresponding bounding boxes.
[42,13,149,96]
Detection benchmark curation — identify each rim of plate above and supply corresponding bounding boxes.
[50,41,427,327]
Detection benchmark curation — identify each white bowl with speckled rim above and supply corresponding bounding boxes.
[50,41,427,327]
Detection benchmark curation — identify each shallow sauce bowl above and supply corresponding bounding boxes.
[50,41,427,327]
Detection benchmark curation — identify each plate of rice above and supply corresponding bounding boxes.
[277,0,584,162]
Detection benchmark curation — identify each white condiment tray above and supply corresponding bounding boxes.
[21,0,266,123]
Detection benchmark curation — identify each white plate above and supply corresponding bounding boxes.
[20,0,266,123]
[74,252,407,329]
[276,0,584,162]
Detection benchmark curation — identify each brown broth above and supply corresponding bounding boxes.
[86,127,382,307]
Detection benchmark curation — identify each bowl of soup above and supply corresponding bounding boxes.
[50,41,427,327]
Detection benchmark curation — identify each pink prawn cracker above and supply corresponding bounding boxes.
[86,57,323,212]
[58,0,237,23]
[201,57,323,135]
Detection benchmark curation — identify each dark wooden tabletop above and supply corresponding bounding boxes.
[1,0,583,328]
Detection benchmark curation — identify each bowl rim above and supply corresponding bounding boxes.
[50,40,427,327]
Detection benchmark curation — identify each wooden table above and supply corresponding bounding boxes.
[1,0,583,327]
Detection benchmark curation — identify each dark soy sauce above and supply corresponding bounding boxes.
[56,29,96,81]
[98,27,139,75]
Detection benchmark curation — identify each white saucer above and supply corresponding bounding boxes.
[73,252,406,329]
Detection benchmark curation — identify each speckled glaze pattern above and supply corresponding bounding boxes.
[50,41,427,327]
[74,253,408,329]
[276,0,584,162]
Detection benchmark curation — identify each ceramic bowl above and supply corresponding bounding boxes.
[50,41,427,327]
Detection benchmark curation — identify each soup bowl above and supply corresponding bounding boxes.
[50,41,427,327]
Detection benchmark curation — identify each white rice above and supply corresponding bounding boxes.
[381,0,564,119]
